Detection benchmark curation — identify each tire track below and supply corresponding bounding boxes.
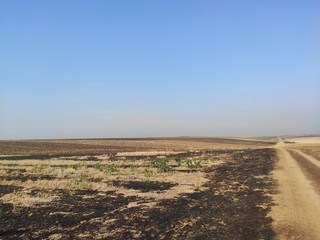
[291,149,320,168]
[270,147,320,240]
[288,150,320,195]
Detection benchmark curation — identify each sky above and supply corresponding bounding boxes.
[0,0,320,139]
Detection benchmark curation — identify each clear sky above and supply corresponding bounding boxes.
[1,1,320,139]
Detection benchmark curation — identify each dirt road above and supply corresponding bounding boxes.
[271,140,320,239]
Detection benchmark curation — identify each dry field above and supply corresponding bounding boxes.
[0,137,278,239]
[1,136,320,239]
[0,137,274,157]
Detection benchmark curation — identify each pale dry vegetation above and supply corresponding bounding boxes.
[0,152,225,209]
[0,138,277,239]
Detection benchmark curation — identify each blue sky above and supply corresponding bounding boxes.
[1,1,320,139]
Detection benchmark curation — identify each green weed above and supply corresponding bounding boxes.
[94,163,117,173]
[144,168,154,177]
[103,164,117,173]
[186,159,202,168]
[150,159,172,173]
[173,156,183,166]
[70,173,90,189]
[69,164,80,170]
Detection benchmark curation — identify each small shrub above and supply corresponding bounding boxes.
[173,156,183,167]
[103,164,117,173]
[186,159,202,168]
[150,159,172,173]
[94,163,117,173]
[94,162,103,171]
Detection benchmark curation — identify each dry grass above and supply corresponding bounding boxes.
[0,152,227,209]
[1,189,56,208]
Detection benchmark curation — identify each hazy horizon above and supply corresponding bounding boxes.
[1,1,320,140]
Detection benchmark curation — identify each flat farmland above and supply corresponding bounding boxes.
[0,137,277,239]
[0,137,274,158]
[1,137,320,239]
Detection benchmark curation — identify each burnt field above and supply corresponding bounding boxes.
[0,137,274,157]
[0,140,277,239]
